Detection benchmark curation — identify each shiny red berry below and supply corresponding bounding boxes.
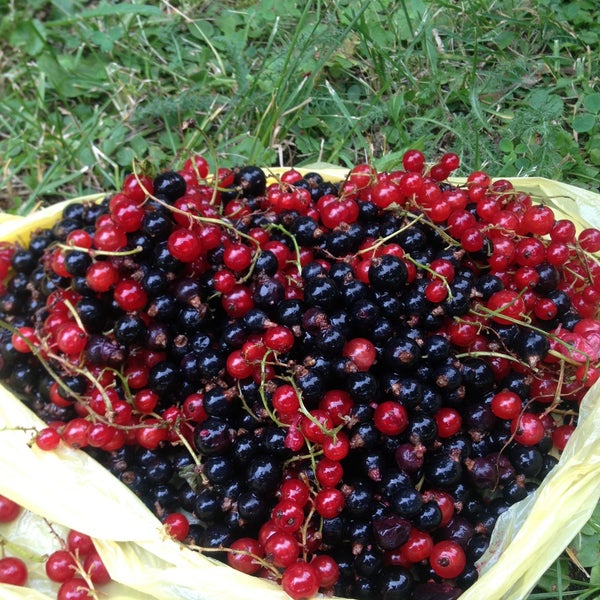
[227,537,264,574]
[281,561,320,600]
[0,494,20,522]
[374,401,409,436]
[429,540,466,579]
[0,556,28,586]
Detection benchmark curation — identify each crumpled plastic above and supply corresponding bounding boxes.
[0,172,599,600]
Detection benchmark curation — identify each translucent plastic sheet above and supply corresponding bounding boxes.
[0,173,599,600]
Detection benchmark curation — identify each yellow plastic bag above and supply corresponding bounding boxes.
[0,173,599,600]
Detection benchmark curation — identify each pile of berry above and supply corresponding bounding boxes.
[1,151,599,600]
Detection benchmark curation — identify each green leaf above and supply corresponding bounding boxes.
[78,3,162,19]
[187,19,216,41]
[499,138,514,152]
[515,142,528,153]
[494,30,517,49]
[573,113,597,133]
[89,26,123,53]
[116,147,135,167]
[580,30,598,45]
[36,54,79,97]
[527,90,564,119]
[570,532,600,568]
[8,19,47,56]
[374,150,410,172]
[528,89,550,110]
[514,156,533,172]
[583,93,600,114]
[129,136,148,157]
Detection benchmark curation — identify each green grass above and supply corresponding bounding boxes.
[0,0,598,215]
[0,0,599,597]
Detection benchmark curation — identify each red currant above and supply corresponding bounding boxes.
[281,561,320,600]
[402,149,426,173]
[113,279,148,312]
[491,391,523,420]
[263,325,295,353]
[163,512,190,542]
[83,551,111,585]
[552,424,575,451]
[311,554,339,588]
[373,401,408,436]
[223,243,253,272]
[36,427,62,451]
[86,261,119,292]
[434,407,462,438]
[322,432,350,461]
[67,530,95,557]
[45,550,77,583]
[0,494,20,522]
[271,500,305,533]
[342,337,376,371]
[579,228,600,252]
[280,479,310,507]
[56,323,88,355]
[510,413,545,446]
[264,531,299,568]
[227,537,264,575]
[0,556,27,586]
[401,528,433,563]
[429,540,466,579]
[167,228,203,262]
[315,457,344,488]
[57,577,91,600]
[486,290,526,325]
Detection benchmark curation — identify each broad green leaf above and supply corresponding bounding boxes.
[116,147,135,167]
[580,30,598,45]
[528,89,550,110]
[570,529,600,568]
[36,54,79,97]
[583,93,600,114]
[528,90,564,119]
[89,28,121,53]
[573,113,597,133]
[8,19,47,56]
[130,136,148,157]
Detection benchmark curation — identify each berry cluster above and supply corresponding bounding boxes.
[0,151,599,599]
[0,493,111,598]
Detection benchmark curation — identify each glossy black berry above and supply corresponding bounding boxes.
[235,165,266,197]
[246,454,281,496]
[424,453,462,489]
[369,255,408,292]
[193,417,231,455]
[379,566,413,599]
[153,170,186,202]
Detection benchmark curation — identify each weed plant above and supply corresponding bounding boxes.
[0,1,599,596]
[0,0,598,213]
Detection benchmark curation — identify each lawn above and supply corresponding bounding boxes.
[1,0,599,215]
[0,0,599,597]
